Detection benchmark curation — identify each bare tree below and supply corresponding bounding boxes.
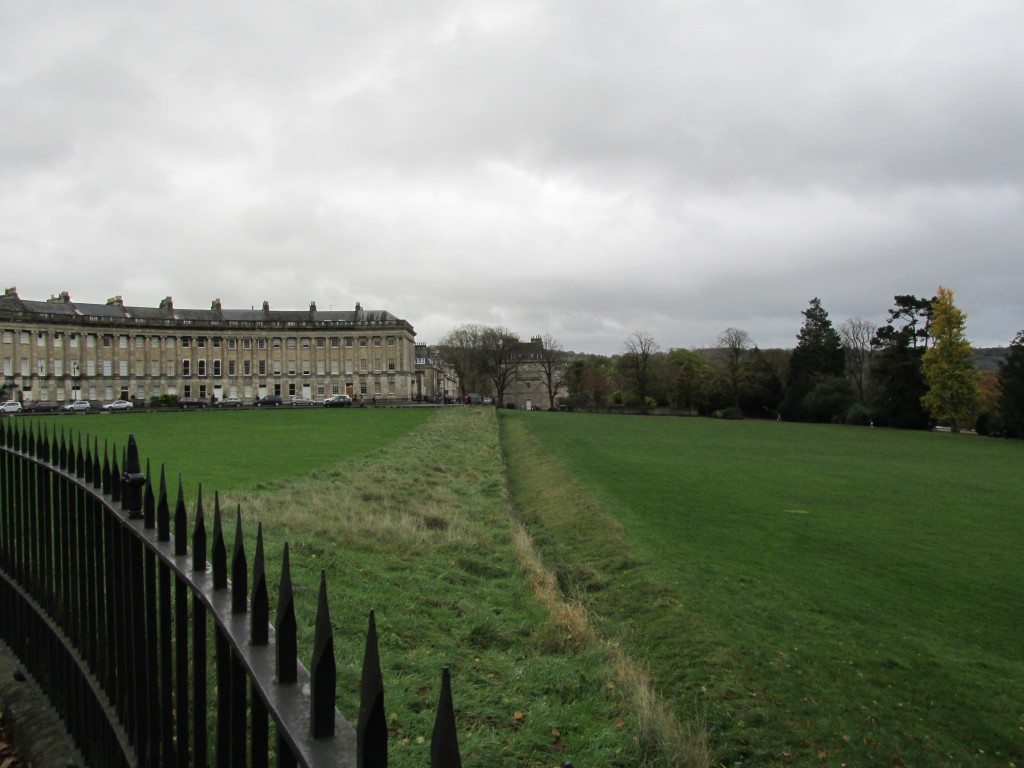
[536,333,569,409]
[621,331,659,403]
[477,326,522,406]
[716,327,752,404]
[839,317,875,403]
[437,324,484,399]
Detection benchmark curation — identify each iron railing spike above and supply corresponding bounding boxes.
[212,493,227,589]
[309,571,336,738]
[157,465,170,541]
[430,666,462,768]
[111,446,121,503]
[251,522,268,646]
[231,506,247,612]
[192,484,206,571]
[102,440,112,495]
[357,609,387,768]
[92,437,101,489]
[174,475,188,556]
[276,542,297,684]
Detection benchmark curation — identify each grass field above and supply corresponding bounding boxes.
[16,408,647,767]
[500,411,1024,767]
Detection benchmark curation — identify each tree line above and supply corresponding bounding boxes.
[441,287,1022,437]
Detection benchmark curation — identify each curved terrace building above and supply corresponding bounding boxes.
[0,288,417,405]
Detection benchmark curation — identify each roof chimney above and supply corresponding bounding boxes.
[106,295,124,306]
[211,298,222,312]
[4,287,19,298]
[47,291,71,304]
[262,300,270,312]
[309,301,317,313]
[355,301,362,313]
[159,296,173,311]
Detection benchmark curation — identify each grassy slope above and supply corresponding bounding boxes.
[221,407,643,768]
[501,411,1024,767]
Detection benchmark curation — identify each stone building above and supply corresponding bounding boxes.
[413,344,459,402]
[504,336,568,410]
[0,288,418,405]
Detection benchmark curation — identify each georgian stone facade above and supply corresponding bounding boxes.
[0,288,418,405]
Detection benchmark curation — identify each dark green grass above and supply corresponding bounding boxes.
[23,408,434,495]
[504,412,1024,767]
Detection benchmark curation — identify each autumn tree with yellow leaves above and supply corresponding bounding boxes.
[920,287,979,432]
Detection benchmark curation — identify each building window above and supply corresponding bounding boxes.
[135,335,144,347]
[242,338,251,350]
[273,361,281,375]
[360,382,367,395]
[54,333,63,347]
[257,338,266,350]
[360,357,367,372]
[102,361,113,376]
[317,360,325,375]
[197,360,206,376]
[20,331,29,344]
[288,383,296,396]
[37,332,46,347]
[182,360,191,376]
[227,360,235,376]
[181,337,191,348]
[345,338,353,347]
[388,336,395,346]
[317,385,325,395]
[136,386,145,400]
[373,337,382,347]
[273,338,282,349]
[167,361,175,377]
[228,338,236,350]
[316,338,325,349]
[184,385,192,398]
[359,338,367,347]
[197,337,206,349]
[119,361,128,377]
[2,357,11,376]
[243,360,251,375]
[388,360,395,371]
[213,360,221,376]
[273,384,281,396]
[212,338,221,348]
[70,333,79,348]
[301,338,310,349]
[286,338,296,349]
[345,359,353,375]
[151,361,160,376]
[102,335,112,348]
[258,360,267,375]
[2,330,11,344]
[332,385,340,395]
[151,336,160,348]
[166,337,175,349]
[331,360,339,375]
[374,379,381,395]
[105,386,114,400]
[119,335,128,349]
[86,334,96,348]
[302,360,310,376]
[70,361,80,376]
[331,338,340,348]
[199,385,207,399]
[86,360,96,376]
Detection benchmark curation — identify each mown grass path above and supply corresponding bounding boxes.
[501,411,1024,767]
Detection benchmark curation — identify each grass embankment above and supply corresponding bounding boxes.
[25,408,647,767]
[500,412,1024,768]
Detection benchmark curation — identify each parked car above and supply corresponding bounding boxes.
[178,397,207,409]
[482,397,494,405]
[323,394,353,408]
[256,395,283,407]
[102,399,134,411]
[290,396,316,407]
[217,396,243,408]
[0,401,24,414]
[61,400,91,412]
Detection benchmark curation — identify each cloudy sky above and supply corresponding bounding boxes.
[2,1,1021,354]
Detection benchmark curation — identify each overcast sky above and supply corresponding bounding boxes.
[2,1,1021,354]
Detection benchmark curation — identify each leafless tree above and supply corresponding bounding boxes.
[621,331,659,403]
[536,333,569,409]
[437,324,484,399]
[839,317,875,403]
[477,326,522,406]
[716,327,752,404]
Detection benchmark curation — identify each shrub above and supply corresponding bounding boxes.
[712,406,744,420]
[975,411,1005,437]
[150,394,179,408]
[846,403,873,426]
[610,390,624,406]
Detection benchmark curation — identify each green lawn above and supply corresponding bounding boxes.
[23,407,435,496]
[501,412,1024,767]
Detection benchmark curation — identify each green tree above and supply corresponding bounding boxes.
[736,347,784,417]
[620,331,659,404]
[716,327,752,405]
[477,326,522,407]
[779,298,846,420]
[868,295,934,429]
[437,324,485,399]
[921,287,979,432]
[997,330,1024,437]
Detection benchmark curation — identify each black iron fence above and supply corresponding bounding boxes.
[0,420,473,767]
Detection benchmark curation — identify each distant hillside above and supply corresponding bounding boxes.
[974,347,1008,372]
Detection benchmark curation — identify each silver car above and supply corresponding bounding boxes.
[61,400,91,412]
[0,400,23,414]
[102,399,134,411]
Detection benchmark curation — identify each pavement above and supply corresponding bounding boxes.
[0,643,81,768]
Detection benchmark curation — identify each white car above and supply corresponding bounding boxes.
[0,401,23,414]
[102,399,134,411]
[61,400,91,412]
